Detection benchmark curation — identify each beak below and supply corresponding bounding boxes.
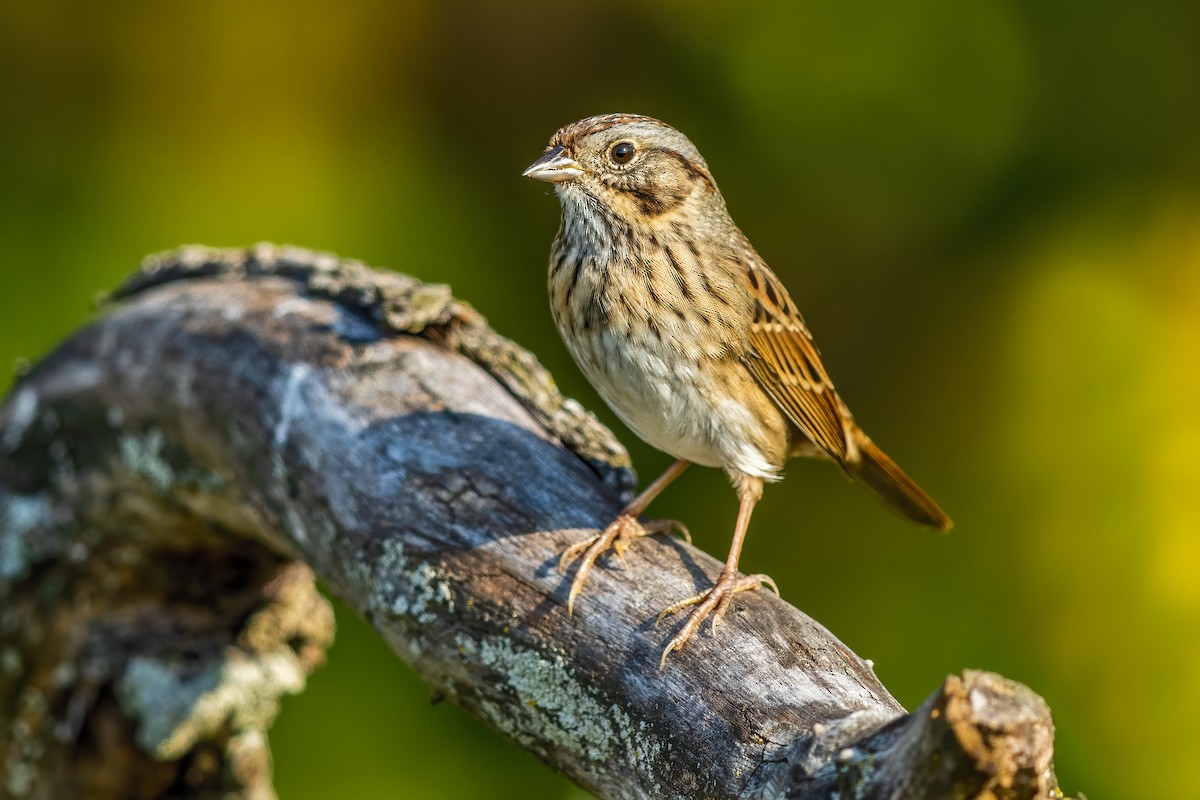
[522,145,583,183]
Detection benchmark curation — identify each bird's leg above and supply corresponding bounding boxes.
[559,459,691,614]
[657,476,777,668]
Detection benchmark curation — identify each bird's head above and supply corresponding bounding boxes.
[523,114,725,232]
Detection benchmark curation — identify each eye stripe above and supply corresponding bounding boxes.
[641,147,715,191]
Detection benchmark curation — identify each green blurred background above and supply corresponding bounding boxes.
[3,1,1198,797]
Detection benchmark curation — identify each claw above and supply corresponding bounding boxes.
[611,537,629,566]
[655,591,705,626]
[657,572,776,669]
[657,519,691,544]
[560,513,685,615]
[557,537,594,574]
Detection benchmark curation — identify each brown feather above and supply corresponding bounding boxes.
[850,432,954,531]
[737,255,952,530]
[739,259,850,462]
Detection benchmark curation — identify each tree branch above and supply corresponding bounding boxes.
[0,245,1064,799]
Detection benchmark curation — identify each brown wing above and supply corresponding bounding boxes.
[738,257,852,463]
[737,254,953,530]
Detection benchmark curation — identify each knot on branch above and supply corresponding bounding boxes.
[765,670,1061,799]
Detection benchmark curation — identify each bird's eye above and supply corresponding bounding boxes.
[610,141,636,165]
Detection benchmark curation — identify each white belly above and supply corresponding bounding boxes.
[563,327,780,480]
[547,242,780,481]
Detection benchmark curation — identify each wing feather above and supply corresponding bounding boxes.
[739,259,851,462]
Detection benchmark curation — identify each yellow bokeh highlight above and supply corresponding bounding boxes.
[998,194,1200,797]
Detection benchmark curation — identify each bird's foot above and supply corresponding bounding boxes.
[558,513,689,615]
[656,571,778,669]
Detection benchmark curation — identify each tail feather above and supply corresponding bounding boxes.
[848,433,952,531]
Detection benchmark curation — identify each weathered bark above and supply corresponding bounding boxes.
[0,245,1064,799]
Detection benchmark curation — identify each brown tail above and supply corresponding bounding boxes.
[848,433,952,531]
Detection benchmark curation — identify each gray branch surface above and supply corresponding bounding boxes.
[0,245,1064,799]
